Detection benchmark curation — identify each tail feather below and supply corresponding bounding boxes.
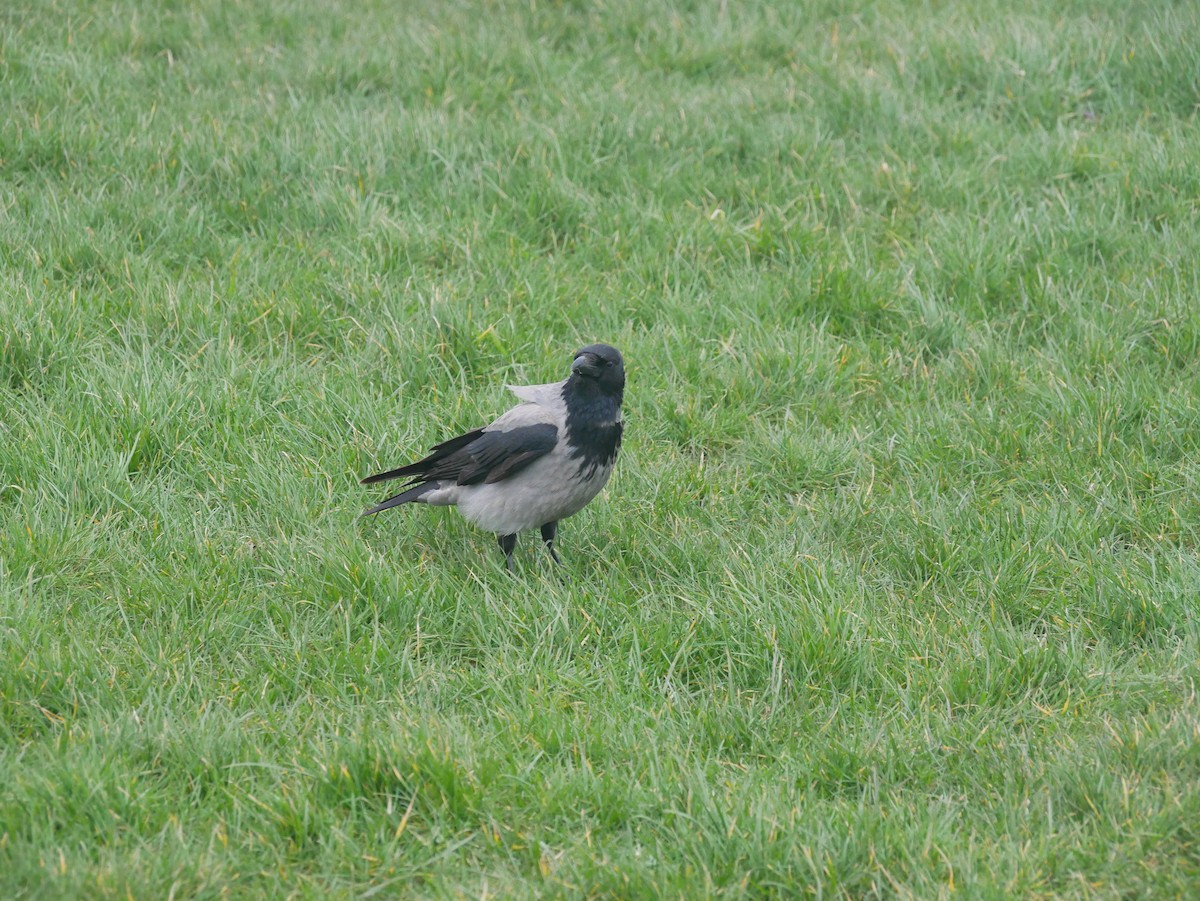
[361,482,436,517]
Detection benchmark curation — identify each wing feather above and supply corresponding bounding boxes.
[362,392,562,501]
[361,423,558,489]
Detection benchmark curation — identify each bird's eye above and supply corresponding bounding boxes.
[605,360,614,367]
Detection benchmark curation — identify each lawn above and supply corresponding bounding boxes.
[2,0,1199,896]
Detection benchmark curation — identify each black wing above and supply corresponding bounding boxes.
[361,428,486,486]
[361,423,559,489]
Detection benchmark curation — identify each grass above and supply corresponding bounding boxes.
[2,0,1200,895]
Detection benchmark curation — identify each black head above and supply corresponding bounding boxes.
[569,344,624,398]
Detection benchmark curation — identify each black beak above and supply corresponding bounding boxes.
[571,354,601,378]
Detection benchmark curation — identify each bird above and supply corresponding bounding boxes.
[361,344,625,570]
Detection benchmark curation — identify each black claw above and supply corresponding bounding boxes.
[539,522,563,565]
[498,533,517,571]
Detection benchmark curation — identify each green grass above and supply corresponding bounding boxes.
[3,0,1200,895]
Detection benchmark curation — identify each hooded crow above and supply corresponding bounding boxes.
[362,344,624,569]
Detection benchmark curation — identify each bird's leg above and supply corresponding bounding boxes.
[498,533,517,571]
[539,521,562,565]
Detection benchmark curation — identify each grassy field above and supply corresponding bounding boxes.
[3,0,1200,895]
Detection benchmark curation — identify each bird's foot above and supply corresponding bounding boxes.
[498,533,517,572]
